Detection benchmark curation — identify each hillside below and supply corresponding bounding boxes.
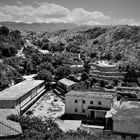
[0,25,140,139]
[0,24,140,90]
[32,25,140,62]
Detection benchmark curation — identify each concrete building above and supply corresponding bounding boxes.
[113,101,140,138]
[0,80,45,114]
[0,109,22,139]
[65,90,116,120]
[57,78,77,93]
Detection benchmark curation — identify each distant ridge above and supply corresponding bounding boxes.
[0,22,78,32]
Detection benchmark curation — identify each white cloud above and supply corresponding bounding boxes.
[0,2,139,26]
[66,8,110,25]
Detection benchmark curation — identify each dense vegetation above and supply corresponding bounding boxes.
[7,114,120,140]
[1,24,140,139]
[0,25,140,90]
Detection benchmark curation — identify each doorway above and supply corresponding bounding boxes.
[91,111,95,119]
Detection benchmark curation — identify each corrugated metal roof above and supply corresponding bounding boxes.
[0,80,44,100]
[0,109,22,137]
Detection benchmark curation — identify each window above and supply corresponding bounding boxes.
[83,110,85,113]
[90,101,93,104]
[98,101,101,105]
[75,100,78,103]
[82,100,85,104]
[75,109,78,112]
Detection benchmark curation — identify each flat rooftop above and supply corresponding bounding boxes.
[59,78,76,86]
[66,90,114,99]
[113,101,140,122]
[0,80,44,100]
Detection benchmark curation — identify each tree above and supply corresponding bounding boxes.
[55,65,71,80]
[83,60,90,73]
[7,115,96,140]
[81,72,89,81]
[35,70,52,82]
[0,26,9,36]
[7,115,62,140]
[37,62,55,74]
[100,80,106,87]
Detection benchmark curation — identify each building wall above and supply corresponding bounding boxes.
[65,95,112,116]
[67,84,76,92]
[113,120,140,135]
[57,81,76,92]
[16,83,45,112]
[0,100,14,108]
[95,111,106,118]
[0,82,45,113]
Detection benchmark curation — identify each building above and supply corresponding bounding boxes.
[65,90,116,120]
[57,78,77,93]
[0,80,45,114]
[113,101,140,138]
[0,109,22,139]
[39,50,52,60]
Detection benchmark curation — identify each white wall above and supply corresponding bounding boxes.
[113,120,140,135]
[65,95,112,115]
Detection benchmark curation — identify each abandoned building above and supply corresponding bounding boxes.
[65,90,116,120]
[56,78,77,93]
[0,80,45,114]
[113,101,140,138]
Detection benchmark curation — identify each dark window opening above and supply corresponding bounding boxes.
[90,101,93,104]
[83,110,85,113]
[75,109,78,112]
[75,100,78,103]
[82,100,85,104]
[98,101,101,105]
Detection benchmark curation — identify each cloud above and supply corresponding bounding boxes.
[0,2,139,26]
[66,8,110,25]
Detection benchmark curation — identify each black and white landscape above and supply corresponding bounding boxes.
[0,0,140,140]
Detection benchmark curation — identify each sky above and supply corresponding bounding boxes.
[0,0,140,25]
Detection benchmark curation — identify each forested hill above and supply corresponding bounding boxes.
[0,25,140,91]
[33,25,140,62]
